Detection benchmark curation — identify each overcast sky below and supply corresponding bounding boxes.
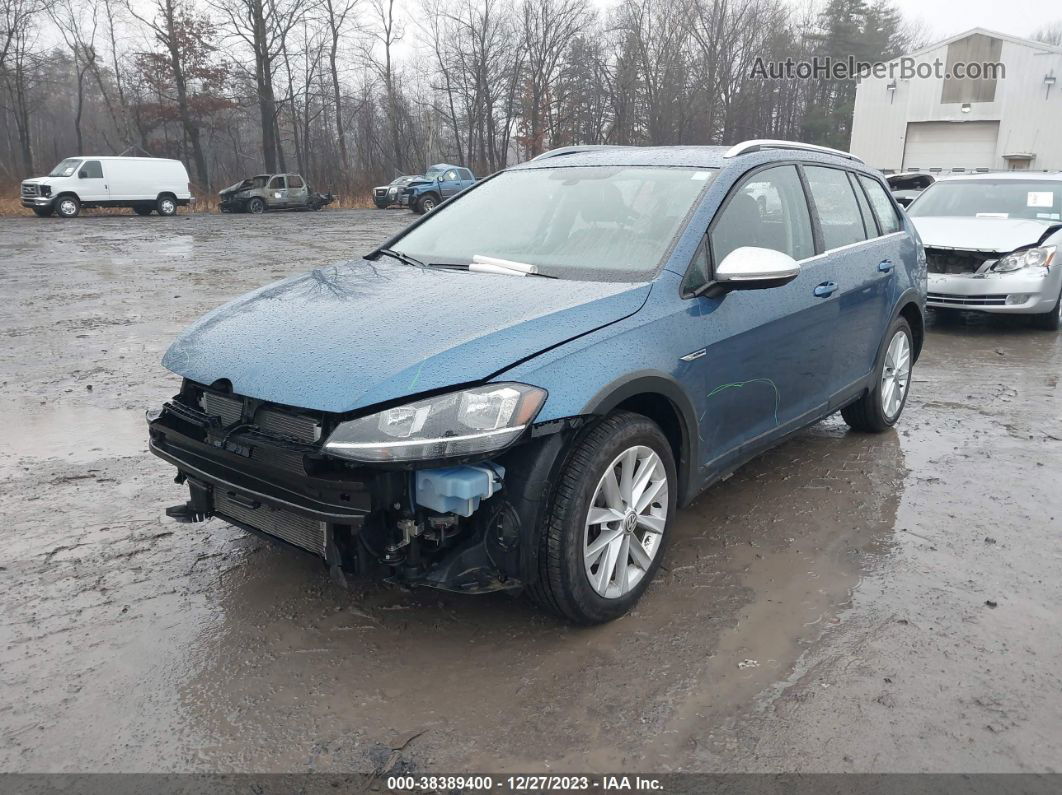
[888,0,1060,41]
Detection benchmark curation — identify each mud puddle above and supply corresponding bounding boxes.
[0,404,147,479]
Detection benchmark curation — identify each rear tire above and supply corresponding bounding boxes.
[55,195,80,218]
[842,316,913,433]
[528,411,676,625]
[247,197,266,214]
[156,195,177,216]
[1029,289,1062,331]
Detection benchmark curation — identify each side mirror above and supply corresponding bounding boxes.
[715,247,800,290]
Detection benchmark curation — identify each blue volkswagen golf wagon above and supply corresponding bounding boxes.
[149,140,926,624]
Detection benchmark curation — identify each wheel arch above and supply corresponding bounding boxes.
[896,295,925,362]
[582,373,698,507]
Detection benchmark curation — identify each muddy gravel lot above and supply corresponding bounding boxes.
[1,209,1060,774]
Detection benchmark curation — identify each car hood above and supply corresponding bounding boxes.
[219,181,250,196]
[911,216,1060,253]
[162,259,651,413]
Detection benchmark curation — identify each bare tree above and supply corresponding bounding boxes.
[213,0,308,170]
[126,0,217,186]
[518,0,588,156]
[321,0,360,180]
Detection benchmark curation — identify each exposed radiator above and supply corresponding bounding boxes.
[202,392,243,427]
[214,490,326,556]
[255,407,320,442]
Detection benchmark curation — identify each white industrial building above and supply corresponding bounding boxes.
[850,29,1062,173]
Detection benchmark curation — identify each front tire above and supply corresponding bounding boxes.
[1029,289,1062,331]
[247,197,266,214]
[414,194,438,214]
[842,316,913,432]
[528,411,676,624]
[55,195,81,218]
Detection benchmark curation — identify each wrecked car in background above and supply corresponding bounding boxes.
[908,173,1062,329]
[373,175,421,208]
[402,164,476,213]
[218,173,333,214]
[887,172,936,207]
[149,140,924,624]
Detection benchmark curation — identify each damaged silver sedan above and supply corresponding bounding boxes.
[908,173,1062,330]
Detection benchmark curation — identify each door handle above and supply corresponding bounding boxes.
[813,281,837,298]
[877,260,894,273]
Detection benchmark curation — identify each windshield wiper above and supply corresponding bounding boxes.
[376,248,425,268]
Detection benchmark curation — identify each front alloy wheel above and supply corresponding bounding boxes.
[528,411,676,624]
[584,446,668,598]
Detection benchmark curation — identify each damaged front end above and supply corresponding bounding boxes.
[148,380,569,593]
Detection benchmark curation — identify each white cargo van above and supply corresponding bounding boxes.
[20,156,192,218]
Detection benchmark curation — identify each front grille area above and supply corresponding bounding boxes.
[215,490,326,556]
[374,188,386,196]
[202,392,243,426]
[925,248,997,275]
[255,406,320,442]
[927,292,1007,306]
[21,183,37,197]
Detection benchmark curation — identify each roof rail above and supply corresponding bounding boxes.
[530,145,624,162]
[724,139,865,164]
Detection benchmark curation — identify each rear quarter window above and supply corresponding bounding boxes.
[859,175,902,235]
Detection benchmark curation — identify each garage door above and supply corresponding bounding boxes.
[902,121,999,171]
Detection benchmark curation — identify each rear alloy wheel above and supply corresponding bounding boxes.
[55,196,81,218]
[156,195,177,216]
[842,316,913,432]
[247,197,266,214]
[1029,289,1062,331]
[528,411,676,624]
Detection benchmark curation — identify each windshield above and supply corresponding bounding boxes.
[423,167,446,180]
[391,166,716,281]
[48,158,81,177]
[909,179,1062,221]
[393,175,419,185]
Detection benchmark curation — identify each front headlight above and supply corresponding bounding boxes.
[993,245,1056,273]
[323,383,547,463]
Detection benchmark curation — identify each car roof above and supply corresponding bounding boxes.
[510,143,874,174]
[69,155,181,162]
[934,171,1062,182]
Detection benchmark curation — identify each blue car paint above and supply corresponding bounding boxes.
[163,144,925,506]
[162,261,650,413]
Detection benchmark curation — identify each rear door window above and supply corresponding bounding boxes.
[859,175,903,234]
[804,166,869,250]
[709,164,815,265]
